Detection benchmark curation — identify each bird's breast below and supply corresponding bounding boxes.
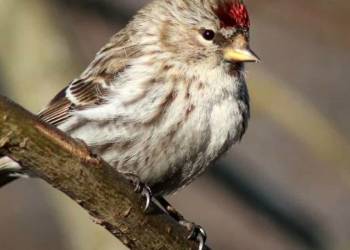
[145,73,249,195]
[63,66,249,195]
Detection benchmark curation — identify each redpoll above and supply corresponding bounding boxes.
[0,0,259,248]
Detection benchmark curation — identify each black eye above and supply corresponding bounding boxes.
[202,29,215,41]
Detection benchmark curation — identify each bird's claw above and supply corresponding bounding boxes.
[140,184,152,211]
[180,220,207,250]
[124,173,153,211]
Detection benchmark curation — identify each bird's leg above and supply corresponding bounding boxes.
[157,197,207,250]
[123,173,153,211]
[122,174,207,249]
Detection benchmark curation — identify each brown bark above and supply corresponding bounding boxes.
[0,95,204,250]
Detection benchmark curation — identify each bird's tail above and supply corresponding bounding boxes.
[0,157,23,188]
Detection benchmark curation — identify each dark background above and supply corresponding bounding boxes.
[0,1,349,249]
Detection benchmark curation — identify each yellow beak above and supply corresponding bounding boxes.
[223,33,260,63]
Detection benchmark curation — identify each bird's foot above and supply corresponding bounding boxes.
[180,220,207,250]
[157,197,207,250]
[123,173,153,211]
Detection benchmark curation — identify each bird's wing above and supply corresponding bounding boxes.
[38,31,141,127]
[38,77,110,126]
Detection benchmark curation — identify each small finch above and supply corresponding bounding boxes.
[0,0,259,247]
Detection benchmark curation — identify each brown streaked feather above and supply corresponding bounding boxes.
[38,89,72,126]
[38,76,113,126]
[38,31,142,126]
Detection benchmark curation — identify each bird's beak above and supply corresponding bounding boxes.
[223,33,260,63]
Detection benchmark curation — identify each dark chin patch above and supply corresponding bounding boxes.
[232,62,244,70]
[224,61,244,75]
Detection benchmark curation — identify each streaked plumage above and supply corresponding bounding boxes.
[1,0,258,196]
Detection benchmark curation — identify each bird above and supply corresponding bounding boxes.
[0,0,259,247]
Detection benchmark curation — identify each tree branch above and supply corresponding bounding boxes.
[0,95,204,250]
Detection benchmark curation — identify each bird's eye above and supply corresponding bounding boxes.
[202,29,215,41]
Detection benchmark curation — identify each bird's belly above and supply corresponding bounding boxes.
[144,98,244,195]
[66,94,246,196]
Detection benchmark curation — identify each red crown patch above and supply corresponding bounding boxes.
[216,0,250,29]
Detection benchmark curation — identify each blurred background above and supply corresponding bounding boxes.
[0,0,349,249]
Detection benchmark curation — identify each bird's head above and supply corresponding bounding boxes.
[135,0,260,70]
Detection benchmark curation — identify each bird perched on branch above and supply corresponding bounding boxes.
[0,0,259,248]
